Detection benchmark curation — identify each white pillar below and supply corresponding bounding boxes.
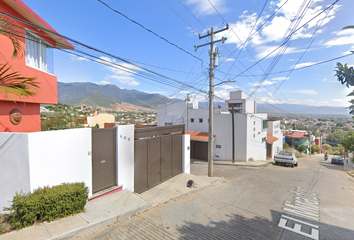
[182,134,190,174]
[117,125,135,192]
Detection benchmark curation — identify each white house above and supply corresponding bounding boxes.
[157,91,282,162]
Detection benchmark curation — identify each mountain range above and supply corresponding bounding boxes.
[199,102,350,116]
[57,82,350,115]
[57,82,172,109]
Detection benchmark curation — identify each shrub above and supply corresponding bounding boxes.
[297,144,306,153]
[4,182,88,230]
[283,143,289,149]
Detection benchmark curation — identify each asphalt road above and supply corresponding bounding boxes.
[77,155,354,240]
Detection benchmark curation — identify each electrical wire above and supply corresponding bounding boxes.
[98,0,204,63]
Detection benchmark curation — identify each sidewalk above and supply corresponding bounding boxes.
[0,173,223,240]
[191,158,274,167]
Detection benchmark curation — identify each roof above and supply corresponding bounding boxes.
[186,131,215,142]
[3,0,74,49]
[283,132,309,138]
[267,135,279,143]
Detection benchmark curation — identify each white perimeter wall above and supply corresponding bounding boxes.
[268,121,283,155]
[214,114,232,161]
[0,133,31,211]
[245,114,267,161]
[28,128,93,197]
[117,125,134,192]
[182,134,190,174]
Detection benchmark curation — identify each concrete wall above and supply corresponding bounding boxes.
[117,125,134,192]
[0,128,92,211]
[268,121,283,155]
[0,133,31,212]
[186,109,209,132]
[245,114,267,161]
[214,114,232,161]
[182,134,191,174]
[28,128,93,196]
[235,113,247,161]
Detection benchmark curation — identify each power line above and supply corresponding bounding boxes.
[0,12,211,98]
[98,0,204,63]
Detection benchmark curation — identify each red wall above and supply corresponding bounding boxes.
[0,3,58,105]
[0,101,40,132]
[0,2,58,132]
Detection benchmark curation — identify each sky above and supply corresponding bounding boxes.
[18,0,354,111]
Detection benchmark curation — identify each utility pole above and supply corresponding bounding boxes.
[309,125,311,157]
[186,94,190,132]
[194,24,228,177]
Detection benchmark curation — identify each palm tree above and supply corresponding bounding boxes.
[334,62,354,88]
[0,16,39,98]
[334,25,354,88]
[0,16,22,58]
[0,63,39,99]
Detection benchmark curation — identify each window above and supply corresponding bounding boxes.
[165,122,172,126]
[254,121,255,125]
[190,118,194,123]
[26,31,53,73]
[199,118,203,123]
[253,134,255,138]
[234,109,242,113]
[235,103,243,108]
[253,128,255,131]
[216,145,221,148]
[262,120,268,129]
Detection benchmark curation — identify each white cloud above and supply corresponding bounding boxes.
[143,91,166,94]
[96,81,111,85]
[323,78,327,81]
[219,84,238,90]
[292,89,318,95]
[271,77,290,81]
[292,62,317,69]
[224,0,340,59]
[96,56,140,87]
[249,80,275,86]
[70,54,89,62]
[224,57,235,62]
[186,0,228,16]
[108,75,140,86]
[214,89,229,100]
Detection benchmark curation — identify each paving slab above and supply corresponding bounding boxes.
[140,173,223,207]
[0,224,50,240]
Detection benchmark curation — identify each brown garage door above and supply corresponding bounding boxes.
[92,128,116,194]
[191,140,208,160]
[134,125,184,194]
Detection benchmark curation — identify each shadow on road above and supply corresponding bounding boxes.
[176,210,354,240]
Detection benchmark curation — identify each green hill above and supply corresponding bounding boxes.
[58,82,172,108]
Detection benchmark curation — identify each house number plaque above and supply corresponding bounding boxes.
[9,109,22,125]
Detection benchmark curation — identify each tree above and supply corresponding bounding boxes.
[297,145,306,154]
[0,16,22,58]
[41,104,92,131]
[0,63,39,99]
[0,17,39,98]
[334,63,354,88]
[341,131,354,153]
[322,144,333,154]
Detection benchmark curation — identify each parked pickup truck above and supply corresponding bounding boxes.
[274,151,298,168]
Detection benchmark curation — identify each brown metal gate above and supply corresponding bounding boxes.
[134,125,184,194]
[92,128,116,194]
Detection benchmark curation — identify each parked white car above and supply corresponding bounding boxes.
[274,151,298,168]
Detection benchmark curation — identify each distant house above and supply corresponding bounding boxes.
[284,131,310,147]
[157,90,283,162]
[0,0,74,132]
[87,113,115,128]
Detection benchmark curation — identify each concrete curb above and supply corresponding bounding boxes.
[50,203,152,240]
[192,161,273,168]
